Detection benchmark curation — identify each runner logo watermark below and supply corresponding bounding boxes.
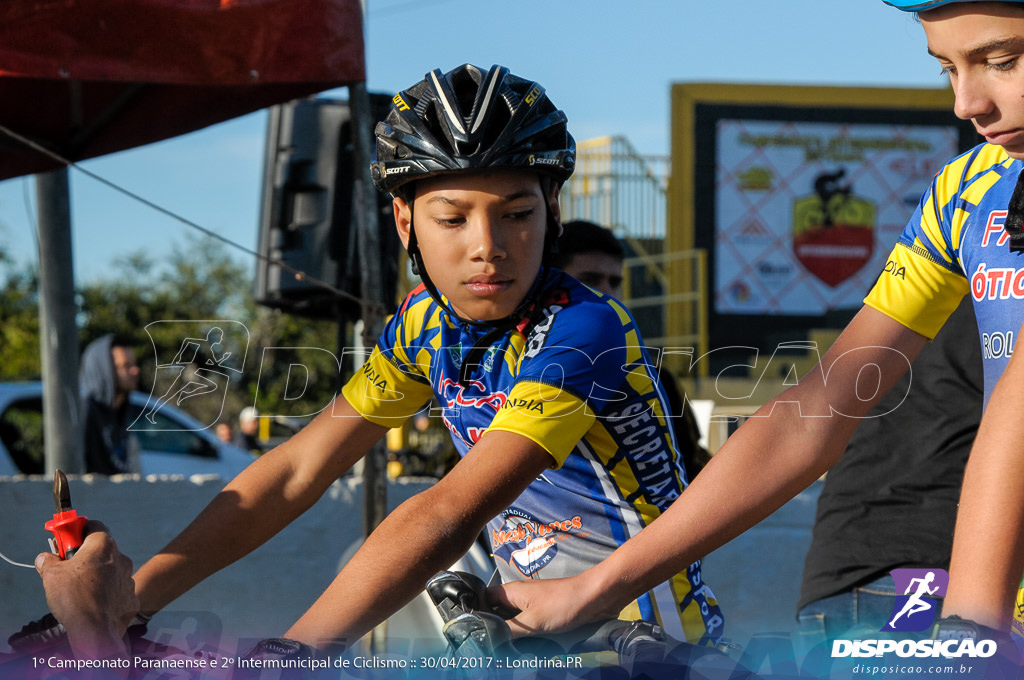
[884,568,948,632]
[132,321,249,431]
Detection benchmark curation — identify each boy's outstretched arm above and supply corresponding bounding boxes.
[943,318,1024,630]
[133,396,388,616]
[284,428,552,650]
[494,306,928,636]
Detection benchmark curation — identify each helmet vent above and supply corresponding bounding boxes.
[371,63,576,195]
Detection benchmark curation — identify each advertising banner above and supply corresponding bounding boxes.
[670,84,978,358]
[714,118,960,315]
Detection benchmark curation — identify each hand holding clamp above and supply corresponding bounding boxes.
[44,469,88,560]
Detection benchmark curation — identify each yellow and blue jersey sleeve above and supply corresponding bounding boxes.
[341,291,438,425]
[487,380,593,468]
[863,145,1010,337]
[486,294,646,468]
[864,243,967,339]
[341,345,434,425]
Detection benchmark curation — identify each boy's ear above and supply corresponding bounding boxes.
[393,196,412,249]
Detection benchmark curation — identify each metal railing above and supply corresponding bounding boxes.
[560,135,669,240]
[622,248,705,352]
[559,136,706,359]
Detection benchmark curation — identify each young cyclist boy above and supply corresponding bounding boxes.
[129,63,724,652]
[494,0,1024,646]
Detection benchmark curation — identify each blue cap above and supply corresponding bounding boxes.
[884,0,1023,10]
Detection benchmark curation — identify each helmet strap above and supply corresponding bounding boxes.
[541,177,562,265]
[405,200,449,314]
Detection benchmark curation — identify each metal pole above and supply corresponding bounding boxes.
[35,167,83,474]
[350,80,386,540]
[350,80,389,654]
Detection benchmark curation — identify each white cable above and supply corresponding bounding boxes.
[0,549,35,569]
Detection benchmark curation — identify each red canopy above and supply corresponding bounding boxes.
[0,0,366,180]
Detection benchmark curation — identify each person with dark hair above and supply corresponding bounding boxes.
[553,220,711,480]
[215,421,232,444]
[129,64,724,653]
[553,220,627,295]
[79,334,140,475]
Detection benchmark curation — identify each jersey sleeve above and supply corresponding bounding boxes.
[863,153,973,338]
[863,241,968,339]
[341,292,436,425]
[487,379,592,468]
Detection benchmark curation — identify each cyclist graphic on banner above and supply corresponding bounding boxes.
[793,168,876,288]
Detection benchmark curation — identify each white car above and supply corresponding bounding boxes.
[0,382,256,478]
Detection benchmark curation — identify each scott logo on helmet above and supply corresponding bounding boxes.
[524,84,543,106]
[529,155,560,167]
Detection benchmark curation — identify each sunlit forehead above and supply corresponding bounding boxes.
[928,36,1024,61]
[416,169,545,208]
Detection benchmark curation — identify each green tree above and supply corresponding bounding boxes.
[0,233,351,428]
[0,252,41,379]
[78,235,343,426]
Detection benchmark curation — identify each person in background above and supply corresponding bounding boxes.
[232,407,263,455]
[552,220,626,296]
[80,334,141,475]
[552,220,711,480]
[215,421,233,444]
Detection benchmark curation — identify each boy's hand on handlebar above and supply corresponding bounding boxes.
[488,576,621,638]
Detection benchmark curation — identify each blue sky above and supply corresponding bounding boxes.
[0,0,944,283]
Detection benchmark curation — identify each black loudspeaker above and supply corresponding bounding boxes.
[253,94,398,321]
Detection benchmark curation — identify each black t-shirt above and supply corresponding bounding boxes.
[797,297,983,611]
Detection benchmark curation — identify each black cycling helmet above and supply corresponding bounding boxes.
[371,63,576,198]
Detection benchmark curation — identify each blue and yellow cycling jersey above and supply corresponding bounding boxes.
[865,142,1024,406]
[342,269,724,644]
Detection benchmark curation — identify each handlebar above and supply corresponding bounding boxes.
[426,570,668,664]
[426,570,519,622]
